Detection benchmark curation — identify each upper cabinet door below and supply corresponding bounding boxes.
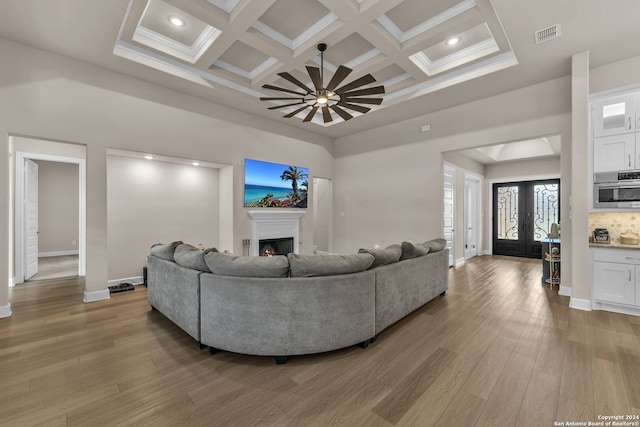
[593,94,636,137]
[593,133,636,172]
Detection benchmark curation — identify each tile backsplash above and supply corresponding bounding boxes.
[589,212,640,243]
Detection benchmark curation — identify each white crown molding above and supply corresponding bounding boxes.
[114,40,265,97]
[252,13,338,50]
[410,38,499,76]
[378,0,477,43]
[344,48,382,69]
[386,51,518,103]
[215,57,279,80]
[133,25,221,64]
[207,0,240,13]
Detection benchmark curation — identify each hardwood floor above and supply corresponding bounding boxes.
[2,255,640,426]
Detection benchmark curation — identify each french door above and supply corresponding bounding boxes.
[492,179,560,258]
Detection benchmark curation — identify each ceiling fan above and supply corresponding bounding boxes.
[260,43,385,123]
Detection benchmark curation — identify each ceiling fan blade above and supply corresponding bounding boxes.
[341,97,383,105]
[337,101,371,114]
[326,65,352,92]
[303,106,319,122]
[330,104,353,121]
[260,97,305,101]
[321,106,333,123]
[268,101,306,110]
[277,72,313,94]
[306,66,323,91]
[334,74,376,94]
[341,86,386,97]
[262,84,307,96]
[284,104,311,118]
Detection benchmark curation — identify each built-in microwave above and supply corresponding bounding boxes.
[594,171,640,208]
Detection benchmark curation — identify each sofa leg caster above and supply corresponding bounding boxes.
[198,342,206,350]
[370,335,378,344]
[274,356,288,365]
[358,340,369,349]
[150,305,157,311]
[208,347,221,355]
[440,289,448,296]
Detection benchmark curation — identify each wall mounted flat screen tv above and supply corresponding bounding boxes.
[244,158,309,208]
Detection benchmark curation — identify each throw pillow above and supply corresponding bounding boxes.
[174,244,217,272]
[150,241,183,261]
[288,253,374,277]
[400,241,430,260]
[422,238,446,252]
[204,252,290,278]
[358,244,402,268]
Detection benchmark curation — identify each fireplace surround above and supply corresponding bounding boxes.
[247,210,305,256]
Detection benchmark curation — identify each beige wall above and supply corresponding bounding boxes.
[0,37,333,305]
[334,78,572,255]
[312,178,332,253]
[107,155,220,280]
[485,157,561,181]
[36,160,79,255]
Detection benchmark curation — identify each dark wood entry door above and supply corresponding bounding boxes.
[492,179,560,258]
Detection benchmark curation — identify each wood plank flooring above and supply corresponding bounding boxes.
[2,255,640,426]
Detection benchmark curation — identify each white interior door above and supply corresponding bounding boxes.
[443,165,455,267]
[464,174,480,260]
[25,159,39,279]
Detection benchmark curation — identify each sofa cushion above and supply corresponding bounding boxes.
[150,241,183,261]
[174,244,218,272]
[358,244,402,268]
[204,252,289,278]
[423,238,446,252]
[400,241,430,260]
[288,253,374,277]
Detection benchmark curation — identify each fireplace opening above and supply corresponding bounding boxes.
[259,237,293,256]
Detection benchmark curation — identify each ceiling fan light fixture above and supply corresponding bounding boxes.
[168,15,185,27]
[316,90,329,104]
[260,43,384,124]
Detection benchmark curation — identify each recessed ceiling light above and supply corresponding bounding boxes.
[168,15,185,27]
[144,155,154,160]
[192,162,200,167]
[446,36,461,46]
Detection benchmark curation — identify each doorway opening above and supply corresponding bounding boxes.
[492,179,560,258]
[13,150,86,285]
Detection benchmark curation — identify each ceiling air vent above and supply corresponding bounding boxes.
[535,24,561,44]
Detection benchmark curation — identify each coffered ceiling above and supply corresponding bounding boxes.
[115,0,516,127]
[2,1,640,139]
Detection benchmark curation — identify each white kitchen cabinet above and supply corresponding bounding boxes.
[592,247,640,310]
[593,261,635,304]
[593,133,638,172]
[592,94,638,137]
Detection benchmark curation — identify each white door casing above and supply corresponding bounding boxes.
[444,165,455,267]
[25,159,39,279]
[464,173,481,260]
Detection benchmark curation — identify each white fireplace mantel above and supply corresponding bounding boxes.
[247,210,305,256]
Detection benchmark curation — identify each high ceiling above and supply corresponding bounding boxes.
[2,0,640,139]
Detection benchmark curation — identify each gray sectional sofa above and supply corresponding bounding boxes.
[147,240,449,364]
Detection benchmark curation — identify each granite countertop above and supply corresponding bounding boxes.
[589,241,640,249]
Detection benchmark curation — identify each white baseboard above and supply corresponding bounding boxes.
[558,285,571,297]
[0,303,12,318]
[481,250,492,256]
[107,276,144,287]
[39,250,79,258]
[9,277,15,287]
[83,289,110,303]
[455,257,465,266]
[593,300,640,317]
[569,297,592,311]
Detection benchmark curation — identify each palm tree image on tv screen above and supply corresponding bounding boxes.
[244,158,309,208]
